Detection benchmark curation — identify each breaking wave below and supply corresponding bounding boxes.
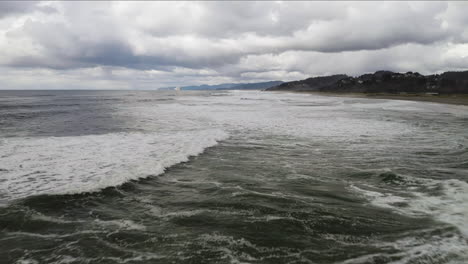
[0,129,228,204]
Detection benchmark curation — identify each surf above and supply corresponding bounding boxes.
[0,129,228,204]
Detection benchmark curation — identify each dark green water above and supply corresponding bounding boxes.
[0,90,467,263]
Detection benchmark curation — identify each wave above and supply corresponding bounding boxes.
[340,234,468,264]
[348,175,468,262]
[350,178,468,236]
[0,129,228,204]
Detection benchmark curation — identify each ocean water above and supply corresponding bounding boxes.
[0,90,467,264]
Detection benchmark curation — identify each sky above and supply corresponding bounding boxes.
[0,1,467,90]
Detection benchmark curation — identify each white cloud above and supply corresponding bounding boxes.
[0,1,467,89]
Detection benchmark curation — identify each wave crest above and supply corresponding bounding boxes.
[0,129,228,204]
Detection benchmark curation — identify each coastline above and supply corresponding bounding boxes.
[268,91,468,106]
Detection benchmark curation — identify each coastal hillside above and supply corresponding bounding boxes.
[216,81,283,90]
[267,75,347,92]
[166,81,283,91]
[266,71,468,94]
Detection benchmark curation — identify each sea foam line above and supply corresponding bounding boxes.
[345,177,468,263]
[350,178,468,237]
[0,129,228,203]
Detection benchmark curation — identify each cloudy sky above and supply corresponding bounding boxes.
[0,1,467,89]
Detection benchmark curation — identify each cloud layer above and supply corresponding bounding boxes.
[0,1,467,89]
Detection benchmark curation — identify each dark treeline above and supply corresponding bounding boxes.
[266,70,468,94]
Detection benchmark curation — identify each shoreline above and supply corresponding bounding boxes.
[268,91,468,106]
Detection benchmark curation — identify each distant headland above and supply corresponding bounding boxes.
[266,70,468,94]
[265,70,468,105]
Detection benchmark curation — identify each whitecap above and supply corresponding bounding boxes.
[350,178,468,237]
[0,129,228,203]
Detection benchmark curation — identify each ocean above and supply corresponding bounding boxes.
[0,90,467,263]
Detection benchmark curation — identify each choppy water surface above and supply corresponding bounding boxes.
[0,90,467,264]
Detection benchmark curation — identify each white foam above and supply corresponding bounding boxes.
[140,91,417,141]
[4,230,107,239]
[349,178,468,262]
[121,90,467,151]
[93,219,146,231]
[0,129,228,203]
[340,234,468,264]
[15,259,39,264]
[350,179,468,237]
[30,213,82,224]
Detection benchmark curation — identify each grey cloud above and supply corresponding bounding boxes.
[6,13,242,70]
[142,2,345,38]
[4,2,462,69]
[0,1,467,90]
[0,1,55,18]
[0,2,37,18]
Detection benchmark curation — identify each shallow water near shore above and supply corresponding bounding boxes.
[292,91,468,106]
[0,90,467,263]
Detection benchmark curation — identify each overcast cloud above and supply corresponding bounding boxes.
[0,1,467,89]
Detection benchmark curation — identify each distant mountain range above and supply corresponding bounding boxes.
[266,70,468,94]
[160,81,283,91]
